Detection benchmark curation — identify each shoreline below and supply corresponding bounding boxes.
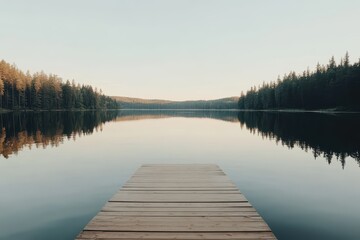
[1,108,359,114]
[119,108,360,113]
[0,108,119,113]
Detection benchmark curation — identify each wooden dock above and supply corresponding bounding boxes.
[76,164,276,239]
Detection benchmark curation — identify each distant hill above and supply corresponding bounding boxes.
[111,96,239,109]
[115,109,240,123]
[111,96,173,104]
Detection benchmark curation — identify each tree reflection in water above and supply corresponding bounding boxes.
[0,111,118,158]
[1,110,359,169]
[237,111,360,168]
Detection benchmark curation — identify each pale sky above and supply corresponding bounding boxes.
[1,0,359,100]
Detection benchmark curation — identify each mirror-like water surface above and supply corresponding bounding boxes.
[0,110,359,240]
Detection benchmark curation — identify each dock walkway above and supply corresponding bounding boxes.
[76,164,276,239]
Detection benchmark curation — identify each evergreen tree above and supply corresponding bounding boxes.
[238,53,360,111]
[0,59,118,111]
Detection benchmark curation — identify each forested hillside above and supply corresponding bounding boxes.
[238,53,360,110]
[0,60,118,110]
[113,96,239,109]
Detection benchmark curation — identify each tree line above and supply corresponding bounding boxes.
[0,59,118,110]
[117,97,239,109]
[116,109,239,123]
[238,53,360,110]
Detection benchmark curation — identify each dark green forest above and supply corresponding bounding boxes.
[0,59,118,110]
[238,53,360,110]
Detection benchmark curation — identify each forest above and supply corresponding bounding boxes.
[114,96,239,109]
[116,109,239,123]
[238,53,360,110]
[0,59,118,110]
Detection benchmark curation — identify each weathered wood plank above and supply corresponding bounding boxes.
[127,179,233,183]
[76,164,277,240]
[119,187,239,191]
[76,231,276,240]
[109,193,247,202]
[117,190,241,194]
[101,206,256,212]
[102,202,253,207]
[84,216,271,232]
[122,183,237,188]
[97,211,260,217]
[87,215,264,222]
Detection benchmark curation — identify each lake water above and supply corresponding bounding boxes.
[0,110,359,240]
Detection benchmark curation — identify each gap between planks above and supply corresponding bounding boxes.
[76,164,276,240]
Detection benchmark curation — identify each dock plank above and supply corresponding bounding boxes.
[77,231,276,240]
[76,164,276,240]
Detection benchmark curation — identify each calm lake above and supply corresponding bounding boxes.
[0,110,359,240]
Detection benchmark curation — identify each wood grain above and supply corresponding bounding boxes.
[76,164,276,239]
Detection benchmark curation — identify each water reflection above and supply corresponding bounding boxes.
[1,110,359,240]
[237,111,360,168]
[0,111,118,158]
[116,109,239,123]
[118,110,360,168]
[1,110,359,168]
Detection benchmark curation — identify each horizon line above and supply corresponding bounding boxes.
[111,95,240,102]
